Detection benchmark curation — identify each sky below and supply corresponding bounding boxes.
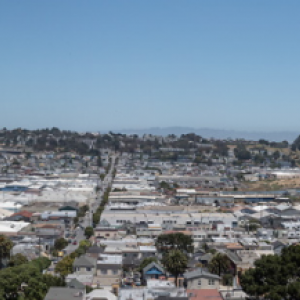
[0,1,300,132]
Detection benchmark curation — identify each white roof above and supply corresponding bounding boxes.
[276,204,292,211]
[147,279,175,288]
[86,289,116,300]
[98,254,122,265]
[66,274,93,284]
[177,188,196,194]
[0,202,23,209]
[0,207,12,218]
[139,246,156,252]
[0,221,30,233]
[252,205,269,212]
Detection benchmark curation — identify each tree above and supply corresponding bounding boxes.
[138,257,158,272]
[162,250,188,286]
[8,253,28,267]
[54,238,68,251]
[159,181,171,190]
[234,144,251,160]
[23,278,48,300]
[73,216,79,226]
[74,247,85,257]
[156,233,194,254]
[222,273,233,286]
[240,245,300,300]
[214,141,229,157]
[78,205,89,218]
[93,212,101,226]
[97,156,102,167]
[79,239,92,250]
[84,226,94,239]
[208,253,230,277]
[0,257,53,300]
[207,248,217,255]
[254,154,265,165]
[292,135,300,151]
[259,139,269,145]
[54,255,74,277]
[86,285,94,293]
[273,150,281,160]
[0,235,13,268]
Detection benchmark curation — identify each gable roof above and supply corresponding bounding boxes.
[99,218,111,227]
[86,244,104,254]
[44,287,85,300]
[271,240,286,249]
[67,278,85,290]
[200,253,213,261]
[143,262,165,274]
[10,210,33,218]
[74,255,96,268]
[184,268,220,280]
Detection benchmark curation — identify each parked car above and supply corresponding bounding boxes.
[73,241,77,245]
[135,280,141,286]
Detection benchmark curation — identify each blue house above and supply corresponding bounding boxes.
[143,262,165,281]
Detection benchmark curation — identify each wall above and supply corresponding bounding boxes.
[187,277,220,290]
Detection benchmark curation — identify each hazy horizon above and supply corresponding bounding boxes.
[2,126,299,142]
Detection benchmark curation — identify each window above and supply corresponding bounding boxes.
[86,267,91,271]
[113,270,118,275]
[101,270,107,275]
[209,279,215,285]
[198,279,201,286]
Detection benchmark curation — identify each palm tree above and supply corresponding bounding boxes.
[0,235,13,268]
[162,250,188,287]
[208,253,230,277]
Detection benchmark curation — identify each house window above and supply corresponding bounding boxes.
[101,270,107,275]
[198,279,201,286]
[113,270,118,275]
[86,267,91,271]
[209,279,215,285]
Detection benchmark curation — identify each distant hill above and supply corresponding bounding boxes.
[113,127,298,142]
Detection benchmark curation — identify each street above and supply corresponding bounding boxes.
[61,154,116,256]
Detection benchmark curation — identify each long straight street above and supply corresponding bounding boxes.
[63,154,116,255]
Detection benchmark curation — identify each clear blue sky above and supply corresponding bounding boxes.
[1,1,299,132]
